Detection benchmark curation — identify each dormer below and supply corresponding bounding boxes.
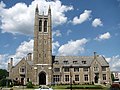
[63,60,69,64]
[73,60,78,64]
[82,61,86,64]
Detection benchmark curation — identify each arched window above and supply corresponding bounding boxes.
[39,20,42,32]
[44,20,47,32]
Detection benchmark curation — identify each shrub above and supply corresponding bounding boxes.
[0,78,6,87]
[0,78,13,87]
[26,81,33,88]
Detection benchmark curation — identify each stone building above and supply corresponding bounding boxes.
[112,71,120,81]
[8,5,112,85]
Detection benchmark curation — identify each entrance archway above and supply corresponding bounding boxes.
[94,73,99,83]
[39,71,46,85]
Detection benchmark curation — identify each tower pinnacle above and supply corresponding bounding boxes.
[48,5,51,15]
[35,4,39,13]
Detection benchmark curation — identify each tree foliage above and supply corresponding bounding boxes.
[0,78,13,87]
[111,73,115,82]
[26,81,33,88]
[0,69,9,80]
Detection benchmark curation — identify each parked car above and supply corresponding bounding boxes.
[110,81,120,90]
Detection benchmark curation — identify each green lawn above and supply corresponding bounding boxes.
[1,85,109,90]
[51,84,109,89]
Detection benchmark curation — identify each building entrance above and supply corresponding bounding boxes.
[21,78,24,85]
[39,72,46,85]
[94,73,99,83]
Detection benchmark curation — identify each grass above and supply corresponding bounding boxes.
[1,85,109,90]
[2,85,109,90]
[51,84,108,89]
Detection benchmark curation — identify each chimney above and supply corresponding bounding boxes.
[94,52,97,59]
[8,63,10,72]
[27,53,32,61]
[10,58,13,67]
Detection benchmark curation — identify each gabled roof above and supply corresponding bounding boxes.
[13,58,33,68]
[96,56,109,66]
[52,55,109,67]
[13,58,26,68]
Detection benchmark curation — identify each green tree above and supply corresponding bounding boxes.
[0,78,13,87]
[0,69,9,80]
[111,73,115,82]
[26,81,33,88]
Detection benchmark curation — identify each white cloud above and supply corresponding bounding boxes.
[0,1,5,9]
[92,18,103,27]
[0,0,73,35]
[52,41,60,54]
[0,39,60,68]
[52,30,61,54]
[58,38,88,56]
[67,29,72,36]
[95,32,111,41]
[0,54,9,69]
[106,55,120,71]
[72,10,92,25]
[52,30,62,37]
[9,39,34,65]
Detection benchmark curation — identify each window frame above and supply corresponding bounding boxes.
[74,67,79,72]
[84,74,88,81]
[75,75,79,81]
[53,75,60,83]
[39,20,42,32]
[54,68,60,72]
[44,20,47,32]
[103,74,106,80]
[65,75,69,82]
[83,67,88,72]
[64,67,69,72]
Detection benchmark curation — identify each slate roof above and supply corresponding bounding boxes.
[96,56,109,66]
[52,55,109,67]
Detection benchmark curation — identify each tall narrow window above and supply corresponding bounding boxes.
[74,67,79,72]
[39,20,42,32]
[65,75,69,82]
[83,67,88,72]
[53,75,60,83]
[44,20,47,32]
[64,68,69,72]
[75,75,79,81]
[84,74,88,81]
[103,74,106,80]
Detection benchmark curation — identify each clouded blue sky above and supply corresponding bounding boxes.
[0,0,120,71]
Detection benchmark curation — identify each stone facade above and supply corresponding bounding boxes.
[8,5,112,85]
[112,71,120,81]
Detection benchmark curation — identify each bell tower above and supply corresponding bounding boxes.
[33,5,52,85]
[33,5,52,65]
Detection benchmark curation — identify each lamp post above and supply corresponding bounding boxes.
[70,65,72,90]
